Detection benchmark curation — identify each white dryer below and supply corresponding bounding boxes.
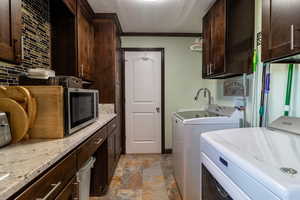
[200,116,300,200]
[172,105,243,200]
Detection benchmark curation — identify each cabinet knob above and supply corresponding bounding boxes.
[156,107,160,113]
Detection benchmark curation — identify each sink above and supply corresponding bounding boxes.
[176,110,221,120]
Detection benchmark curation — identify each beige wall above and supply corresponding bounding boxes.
[122,37,208,149]
[122,0,300,149]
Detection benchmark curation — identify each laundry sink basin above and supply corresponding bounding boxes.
[176,110,221,120]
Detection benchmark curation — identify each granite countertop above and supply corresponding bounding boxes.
[0,113,116,200]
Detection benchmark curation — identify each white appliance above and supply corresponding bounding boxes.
[200,116,300,200]
[172,105,243,200]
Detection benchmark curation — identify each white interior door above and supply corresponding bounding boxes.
[125,51,162,154]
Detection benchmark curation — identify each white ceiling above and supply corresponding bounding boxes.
[87,0,214,33]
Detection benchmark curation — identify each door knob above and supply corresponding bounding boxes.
[156,107,160,113]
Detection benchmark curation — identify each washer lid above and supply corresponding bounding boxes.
[201,127,300,200]
[269,116,300,135]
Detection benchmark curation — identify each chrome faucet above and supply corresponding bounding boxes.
[194,88,212,105]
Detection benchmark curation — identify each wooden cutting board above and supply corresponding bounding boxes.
[23,86,65,139]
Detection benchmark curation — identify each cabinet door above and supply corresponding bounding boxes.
[63,0,76,15]
[93,20,117,103]
[115,126,122,158]
[262,0,300,62]
[107,133,115,181]
[55,177,79,200]
[90,141,109,196]
[77,3,94,81]
[226,0,254,74]
[211,0,226,75]
[0,0,21,63]
[202,12,212,78]
[15,152,77,200]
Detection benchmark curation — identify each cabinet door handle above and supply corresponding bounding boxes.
[206,64,210,75]
[112,123,117,129]
[291,25,300,50]
[291,25,295,50]
[21,36,24,60]
[13,39,21,61]
[36,181,61,200]
[72,180,79,200]
[94,137,104,145]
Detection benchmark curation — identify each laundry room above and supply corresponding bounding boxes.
[0,0,300,199]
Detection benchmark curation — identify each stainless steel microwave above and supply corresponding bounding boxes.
[65,88,99,135]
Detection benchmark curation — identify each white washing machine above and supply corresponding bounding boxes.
[201,116,300,200]
[172,105,243,200]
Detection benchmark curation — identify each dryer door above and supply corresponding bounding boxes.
[202,165,233,200]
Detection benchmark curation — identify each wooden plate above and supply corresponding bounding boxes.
[0,98,29,143]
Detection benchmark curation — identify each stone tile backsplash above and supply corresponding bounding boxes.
[0,0,51,86]
[22,0,51,69]
[0,64,27,86]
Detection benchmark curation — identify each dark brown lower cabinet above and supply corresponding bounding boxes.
[91,118,121,196]
[108,131,116,180]
[91,140,109,195]
[55,177,79,200]
[11,117,121,200]
[15,152,77,200]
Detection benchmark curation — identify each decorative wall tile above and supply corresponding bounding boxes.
[22,0,51,69]
[0,63,27,86]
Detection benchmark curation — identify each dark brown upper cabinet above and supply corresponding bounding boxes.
[63,0,76,15]
[50,0,77,77]
[77,0,95,81]
[93,17,122,103]
[262,0,300,63]
[0,0,22,64]
[202,0,254,79]
[51,0,95,81]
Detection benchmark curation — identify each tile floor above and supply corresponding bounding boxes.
[90,154,182,200]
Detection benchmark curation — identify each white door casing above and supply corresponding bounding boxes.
[125,51,162,154]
